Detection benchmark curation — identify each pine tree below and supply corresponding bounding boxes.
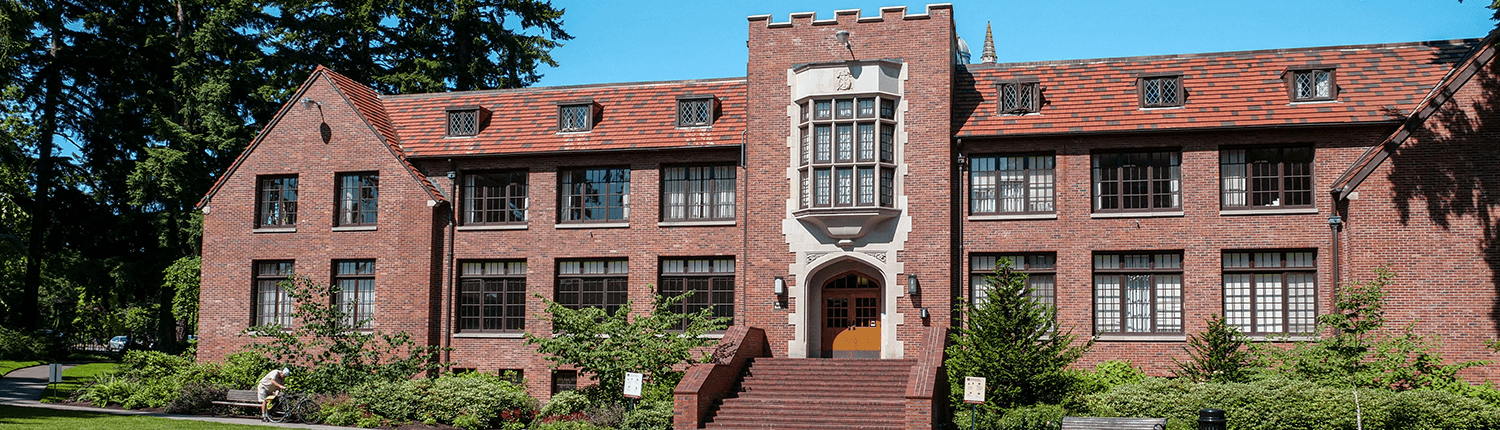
[1173,313,1253,383]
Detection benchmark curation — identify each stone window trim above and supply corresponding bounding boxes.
[675,95,718,127]
[559,167,630,224]
[661,164,736,222]
[252,260,295,328]
[659,257,736,330]
[1222,249,1318,336]
[256,174,298,228]
[1284,67,1338,102]
[462,170,528,226]
[1091,149,1182,214]
[1220,146,1315,211]
[969,153,1056,216]
[333,259,375,330]
[1093,251,1184,336]
[445,105,489,137]
[335,172,378,227]
[994,79,1042,114]
[457,260,527,333]
[556,100,599,133]
[1136,73,1185,108]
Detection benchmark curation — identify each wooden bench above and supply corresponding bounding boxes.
[210,389,262,408]
[1058,416,1168,430]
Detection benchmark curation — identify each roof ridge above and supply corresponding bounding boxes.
[964,38,1481,70]
[383,76,748,100]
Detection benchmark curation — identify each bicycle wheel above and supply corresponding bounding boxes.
[267,394,293,423]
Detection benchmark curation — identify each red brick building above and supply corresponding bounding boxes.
[196,3,1500,427]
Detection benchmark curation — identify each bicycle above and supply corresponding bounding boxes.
[266,390,315,423]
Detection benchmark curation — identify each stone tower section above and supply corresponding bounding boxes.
[744,5,956,359]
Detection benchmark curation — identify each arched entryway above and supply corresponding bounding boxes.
[818,272,881,358]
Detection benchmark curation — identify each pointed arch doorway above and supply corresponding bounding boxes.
[819,272,881,358]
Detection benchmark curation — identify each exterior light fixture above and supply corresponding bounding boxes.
[1328,214,1342,231]
[834,30,851,49]
[774,277,786,296]
[301,97,320,108]
[907,274,919,295]
[920,308,930,319]
[955,152,968,171]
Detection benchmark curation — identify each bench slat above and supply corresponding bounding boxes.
[225,389,259,403]
[1061,416,1167,430]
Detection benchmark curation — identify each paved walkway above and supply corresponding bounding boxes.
[0,364,358,429]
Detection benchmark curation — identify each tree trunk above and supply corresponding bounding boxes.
[21,32,62,331]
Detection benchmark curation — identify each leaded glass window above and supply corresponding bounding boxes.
[797,95,898,210]
[1289,69,1335,102]
[447,109,479,136]
[997,81,1040,114]
[1140,76,1183,108]
[677,98,713,127]
[559,104,592,132]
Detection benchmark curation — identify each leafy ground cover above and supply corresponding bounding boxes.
[40,363,117,403]
[0,405,268,429]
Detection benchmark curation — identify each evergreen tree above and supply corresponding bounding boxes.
[1173,313,1254,383]
[946,259,1091,409]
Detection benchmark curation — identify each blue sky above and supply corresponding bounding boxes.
[532,0,1497,87]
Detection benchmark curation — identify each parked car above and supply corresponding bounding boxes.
[107,335,129,352]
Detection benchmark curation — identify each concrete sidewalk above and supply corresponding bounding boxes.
[0,364,358,429]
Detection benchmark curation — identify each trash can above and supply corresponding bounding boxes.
[1198,409,1226,430]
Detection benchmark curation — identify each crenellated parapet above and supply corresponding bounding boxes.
[748,4,952,28]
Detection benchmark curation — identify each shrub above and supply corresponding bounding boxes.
[530,418,609,430]
[1078,377,1500,430]
[349,379,421,422]
[952,404,1065,430]
[166,382,226,414]
[621,399,674,430]
[316,395,366,427]
[539,390,592,418]
[0,327,66,360]
[416,373,538,429]
[75,376,139,407]
[118,350,191,381]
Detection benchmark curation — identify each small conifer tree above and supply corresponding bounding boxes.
[946,259,1091,409]
[1173,313,1254,383]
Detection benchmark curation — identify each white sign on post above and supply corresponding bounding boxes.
[623,372,643,399]
[48,364,61,383]
[963,376,985,404]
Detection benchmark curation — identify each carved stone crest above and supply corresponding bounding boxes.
[834,70,855,91]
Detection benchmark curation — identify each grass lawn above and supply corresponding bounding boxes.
[39,363,118,403]
[0,361,42,377]
[0,405,268,429]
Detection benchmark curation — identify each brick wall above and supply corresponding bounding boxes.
[198,74,443,363]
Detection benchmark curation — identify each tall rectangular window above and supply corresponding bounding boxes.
[662,166,735,221]
[336,173,378,227]
[1223,250,1317,335]
[1092,151,1180,213]
[1288,69,1336,102]
[458,260,527,332]
[659,258,735,329]
[334,260,375,329]
[556,259,628,314]
[971,154,1055,214]
[798,95,897,210]
[1094,252,1183,335]
[1221,147,1313,210]
[677,97,713,127]
[253,261,294,327]
[1140,76,1184,108]
[463,171,528,225]
[560,168,629,223]
[257,175,298,227]
[970,254,1056,307]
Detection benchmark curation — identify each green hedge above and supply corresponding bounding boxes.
[328,372,537,430]
[1079,377,1500,430]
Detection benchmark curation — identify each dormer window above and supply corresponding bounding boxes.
[558,103,594,132]
[1139,75,1184,108]
[677,96,715,127]
[996,80,1040,114]
[1287,68,1336,102]
[446,107,484,137]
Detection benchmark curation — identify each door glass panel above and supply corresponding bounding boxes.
[826,297,849,328]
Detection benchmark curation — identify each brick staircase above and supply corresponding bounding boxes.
[702,357,916,430]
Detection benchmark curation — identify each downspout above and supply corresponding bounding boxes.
[1329,188,1344,290]
[442,160,459,365]
[739,129,749,323]
[953,137,965,326]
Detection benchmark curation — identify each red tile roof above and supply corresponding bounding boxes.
[954,40,1479,138]
[384,78,747,158]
